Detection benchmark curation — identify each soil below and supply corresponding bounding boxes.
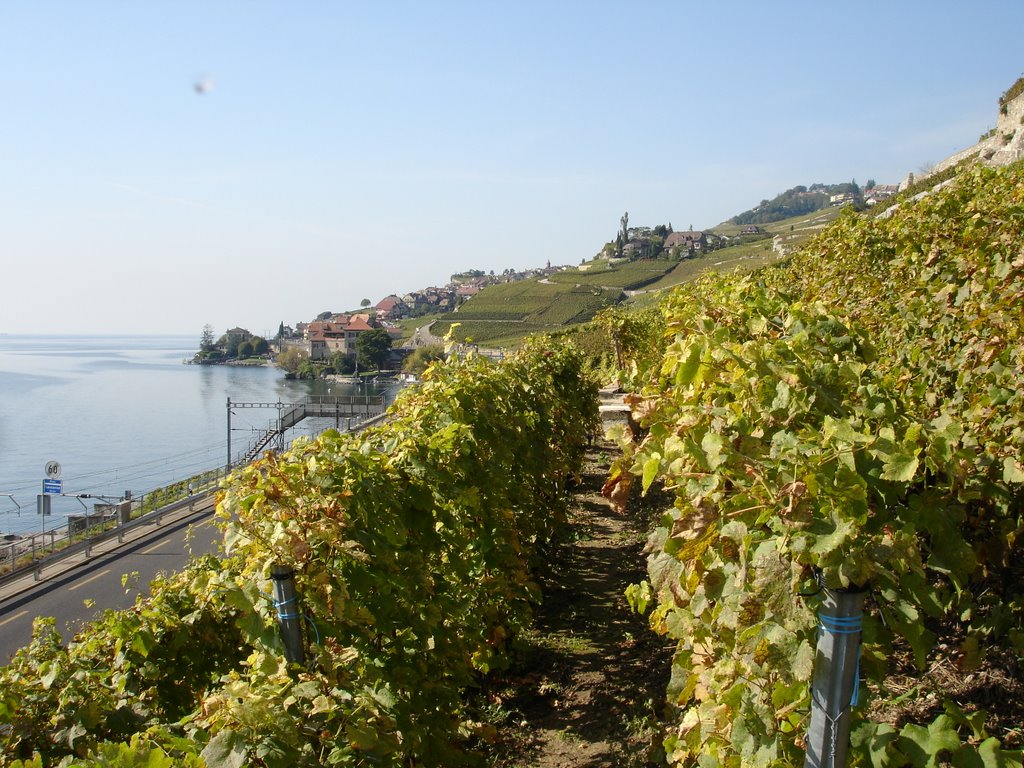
[474,431,1024,767]
[477,433,676,767]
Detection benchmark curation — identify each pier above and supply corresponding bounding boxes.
[228,395,388,466]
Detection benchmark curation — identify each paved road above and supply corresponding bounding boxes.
[0,500,222,664]
[410,321,443,347]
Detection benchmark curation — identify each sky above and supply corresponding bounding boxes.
[2,2,1022,337]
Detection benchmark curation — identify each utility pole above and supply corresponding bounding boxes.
[226,397,233,471]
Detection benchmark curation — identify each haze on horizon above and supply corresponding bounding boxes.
[3,2,1022,337]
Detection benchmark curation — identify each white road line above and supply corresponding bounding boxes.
[0,610,29,628]
[141,539,170,555]
[68,568,111,592]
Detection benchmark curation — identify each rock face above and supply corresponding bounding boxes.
[988,89,1024,166]
[905,85,1024,190]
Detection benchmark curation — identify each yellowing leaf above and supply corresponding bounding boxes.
[1003,457,1024,483]
[642,455,662,493]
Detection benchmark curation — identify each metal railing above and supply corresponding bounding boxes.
[0,474,225,592]
[0,405,394,595]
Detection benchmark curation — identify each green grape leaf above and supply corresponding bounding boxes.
[881,449,920,483]
[642,454,662,492]
[201,730,248,768]
[898,716,961,768]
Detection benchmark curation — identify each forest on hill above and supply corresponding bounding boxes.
[729,181,863,225]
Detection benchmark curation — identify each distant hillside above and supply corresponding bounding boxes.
[729,181,861,225]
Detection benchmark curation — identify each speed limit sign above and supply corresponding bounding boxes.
[44,460,62,480]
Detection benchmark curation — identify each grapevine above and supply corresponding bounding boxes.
[612,163,1024,767]
[0,340,599,767]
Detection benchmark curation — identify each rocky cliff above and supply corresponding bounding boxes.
[900,80,1024,190]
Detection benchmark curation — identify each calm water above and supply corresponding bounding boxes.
[0,336,395,536]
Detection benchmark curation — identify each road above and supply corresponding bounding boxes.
[410,321,443,347]
[0,500,222,664]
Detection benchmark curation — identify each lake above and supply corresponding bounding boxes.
[0,335,397,537]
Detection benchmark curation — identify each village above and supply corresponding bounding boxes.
[204,178,906,372]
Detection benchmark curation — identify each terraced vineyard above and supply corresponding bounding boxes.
[610,162,1024,767]
[547,259,677,289]
[430,210,843,346]
[433,281,621,344]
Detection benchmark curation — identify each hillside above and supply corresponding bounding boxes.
[430,280,623,347]
[728,181,862,225]
[608,160,1024,767]
[4,75,1023,768]
[430,204,842,347]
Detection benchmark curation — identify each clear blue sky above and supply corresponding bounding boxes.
[3,2,1022,336]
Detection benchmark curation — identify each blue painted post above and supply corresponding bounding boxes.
[804,586,866,768]
[271,564,305,665]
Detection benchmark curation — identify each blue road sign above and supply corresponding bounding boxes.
[42,479,63,495]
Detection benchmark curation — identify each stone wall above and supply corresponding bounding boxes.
[903,87,1024,190]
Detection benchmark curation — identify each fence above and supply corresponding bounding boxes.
[0,468,229,590]
[0,406,393,591]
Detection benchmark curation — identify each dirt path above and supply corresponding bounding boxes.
[482,436,674,767]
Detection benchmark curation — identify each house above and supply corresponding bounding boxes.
[664,230,708,255]
[740,225,764,235]
[864,184,899,206]
[306,315,379,360]
[224,327,252,345]
[375,295,405,320]
[704,232,725,249]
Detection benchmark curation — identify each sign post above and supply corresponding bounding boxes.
[37,494,52,537]
[41,462,62,540]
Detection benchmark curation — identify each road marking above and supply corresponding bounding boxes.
[191,518,212,529]
[141,539,170,555]
[68,568,111,592]
[0,610,29,628]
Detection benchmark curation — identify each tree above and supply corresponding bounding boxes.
[200,324,216,353]
[252,337,269,355]
[356,328,393,371]
[218,334,240,358]
[360,299,371,308]
[331,352,357,375]
[276,322,285,339]
[649,235,664,259]
[402,344,444,375]
[276,347,308,375]
[619,211,629,244]
[238,340,255,359]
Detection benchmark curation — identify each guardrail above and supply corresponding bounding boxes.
[0,487,217,594]
[0,406,396,597]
